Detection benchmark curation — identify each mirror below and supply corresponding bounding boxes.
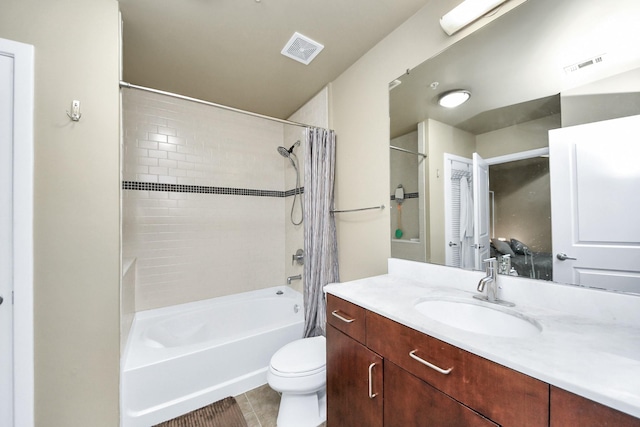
[389,0,640,290]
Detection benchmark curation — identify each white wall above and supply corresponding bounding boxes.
[329,0,527,281]
[0,0,121,425]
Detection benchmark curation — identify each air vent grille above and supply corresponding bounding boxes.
[281,32,324,65]
[564,54,606,74]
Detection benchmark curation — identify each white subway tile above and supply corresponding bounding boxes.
[137,157,159,166]
[148,133,168,143]
[158,142,177,152]
[149,166,168,176]
[157,126,177,137]
[138,140,158,150]
[148,150,168,159]
[158,175,178,185]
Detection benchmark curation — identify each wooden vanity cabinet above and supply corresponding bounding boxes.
[326,295,382,426]
[367,310,549,427]
[327,325,383,427]
[326,294,639,426]
[550,386,640,427]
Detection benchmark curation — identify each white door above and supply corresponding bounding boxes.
[443,154,473,267]
[0,37,34,427]
[0,51,15,427]
[549,115,640,292]
[472,153,490,271]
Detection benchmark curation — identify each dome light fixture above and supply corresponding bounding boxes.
[438,89,471,108]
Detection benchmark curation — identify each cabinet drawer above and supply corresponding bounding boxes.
[326,294,366,344]
[366,311,548,427]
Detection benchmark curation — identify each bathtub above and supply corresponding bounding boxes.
[122,286,304,427]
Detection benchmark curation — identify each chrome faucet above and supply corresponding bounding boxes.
[477,257,498,302]
[474,258,514,307]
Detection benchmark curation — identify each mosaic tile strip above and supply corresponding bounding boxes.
[390,192,419,201]
[123,181,304,198]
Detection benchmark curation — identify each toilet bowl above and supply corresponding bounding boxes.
[267,336,326,427]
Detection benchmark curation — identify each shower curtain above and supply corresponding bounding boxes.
[303,127,339,337]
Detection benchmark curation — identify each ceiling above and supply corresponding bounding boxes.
[389,0,640,138]
[118,0,431,120]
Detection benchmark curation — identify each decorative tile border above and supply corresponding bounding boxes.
[122,181,304,198]
[390,192,419,201]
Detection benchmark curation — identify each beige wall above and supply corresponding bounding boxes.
[330,0,527,281]
[476,114,561,158]
[426,119,475,265]
[0,0,121,426]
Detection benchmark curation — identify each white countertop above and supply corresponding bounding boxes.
[324,259,640,418]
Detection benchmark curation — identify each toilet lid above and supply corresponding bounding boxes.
[270,336,326,375]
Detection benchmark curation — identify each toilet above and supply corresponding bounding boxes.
[267,336,327,427]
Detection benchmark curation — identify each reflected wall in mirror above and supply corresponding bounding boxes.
[389,0,640,292]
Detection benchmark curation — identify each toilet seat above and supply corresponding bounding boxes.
[270,336,326,377]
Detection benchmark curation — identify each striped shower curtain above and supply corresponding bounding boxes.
[303,127,339,337]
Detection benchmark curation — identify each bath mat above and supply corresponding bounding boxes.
[153,396,248,427]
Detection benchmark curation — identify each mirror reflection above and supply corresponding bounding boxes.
[389,0,640,292]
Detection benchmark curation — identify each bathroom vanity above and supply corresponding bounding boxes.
[325,259,640,426]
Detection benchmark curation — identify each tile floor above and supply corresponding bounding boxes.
[235,384,327,427]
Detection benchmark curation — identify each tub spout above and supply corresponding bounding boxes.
[287,274,302,285]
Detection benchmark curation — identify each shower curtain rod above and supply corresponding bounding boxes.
[119,81,315,129]
[390,145,427,158]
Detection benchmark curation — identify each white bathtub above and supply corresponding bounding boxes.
[122,286,304,427]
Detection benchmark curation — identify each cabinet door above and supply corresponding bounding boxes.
[327,325,383,427]
[385,361,498,427]
[550,386,640,427]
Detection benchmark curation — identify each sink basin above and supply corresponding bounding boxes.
[414,298,541,338]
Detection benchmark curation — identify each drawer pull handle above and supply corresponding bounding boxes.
[368,362,378,398]
[409,350,453,375]
[331,310,355,323]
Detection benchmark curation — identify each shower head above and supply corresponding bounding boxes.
[277,140,300,158]
[277,146,291,158]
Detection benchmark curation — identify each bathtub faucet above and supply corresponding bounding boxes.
[287,274,302,285]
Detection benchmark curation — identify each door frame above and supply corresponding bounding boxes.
[1,37,35,427]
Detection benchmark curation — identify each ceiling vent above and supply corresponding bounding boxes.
[564,54,606,74]
[281,32,324,65]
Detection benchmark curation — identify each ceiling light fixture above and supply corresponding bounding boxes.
[440,0,508,36]
[438,90,471,108]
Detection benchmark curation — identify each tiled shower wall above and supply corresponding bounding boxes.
[122,89,302,311]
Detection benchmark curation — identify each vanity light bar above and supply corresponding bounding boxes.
[440,0,508,36]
